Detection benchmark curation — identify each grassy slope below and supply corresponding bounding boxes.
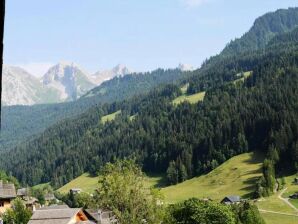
[256,174,298,223]
[173,91,206,105]
[282,175,298,209]
[161,152,263,203]
[58,173,99,193]
[260,213,298,224]
[233,71,252,84]
[57,152,298,223]
[101,110,121,124]
[58,172,167,194]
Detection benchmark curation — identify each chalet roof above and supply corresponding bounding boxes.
[223,195,241,203]
[0,181,16,199]
[28,208,81,224]
[38,204,69,210]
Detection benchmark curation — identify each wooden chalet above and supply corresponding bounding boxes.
[0,180,16,215]
[221,195,241,205]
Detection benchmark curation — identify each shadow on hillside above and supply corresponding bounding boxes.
[242,151,264,164]
[146,173,168,188]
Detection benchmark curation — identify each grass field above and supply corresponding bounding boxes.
[260,212,298,224]
[233,71,252,84]
[58,173,99,193]
[161,152,263,203]
[173,91,206,105]
[257,195,296,214]
[101,110,121,124]
[58,172,167,194]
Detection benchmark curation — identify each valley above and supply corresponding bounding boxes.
[2,5,298,224]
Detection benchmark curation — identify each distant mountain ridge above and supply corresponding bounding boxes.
[2,63,133,105]
[3,62,192,106]
[221,7,298,56]
[2,65,61,106]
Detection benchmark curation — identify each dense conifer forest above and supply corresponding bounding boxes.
[1,8,298,197]
[0,68,186,150]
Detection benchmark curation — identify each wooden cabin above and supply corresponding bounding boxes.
[221,195,241,205]
[0,181,16,215]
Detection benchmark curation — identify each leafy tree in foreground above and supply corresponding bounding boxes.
[166,198,236,224]
[2,198,32,224]
[94,159,164,224]
[231,202,265,224]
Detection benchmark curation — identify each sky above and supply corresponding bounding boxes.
[4,0,297,76]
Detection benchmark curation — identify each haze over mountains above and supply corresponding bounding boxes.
[2,62,194,106]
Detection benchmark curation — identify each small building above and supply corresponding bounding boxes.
[0,181,16,215]
[28,207,96,224]
[221,195,241,205]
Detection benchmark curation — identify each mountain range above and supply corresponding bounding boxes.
[2,62,132,105]
[2,62,194,106]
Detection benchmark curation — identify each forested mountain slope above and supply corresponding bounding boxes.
[1,20,298,188]
[0,68,186,150]
[2,8,298,152]
[221,7,298,56]
[1,8,298,191]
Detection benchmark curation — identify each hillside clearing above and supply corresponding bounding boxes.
[161,152,263,203]
[173,91,206,105]
[101,110,121,124]
[259,212,298,224]
[58,173,99,193]
[233,71,252,84]
[58,172,166,194]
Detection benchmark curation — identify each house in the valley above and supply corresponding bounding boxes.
[17,187,40,211]
[0,181,16,215]
[28,207,97,224]
[221,195,241,205]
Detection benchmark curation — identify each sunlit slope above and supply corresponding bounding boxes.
[161,152,263,203]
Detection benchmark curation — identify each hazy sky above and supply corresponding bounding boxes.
[4,0,297,76]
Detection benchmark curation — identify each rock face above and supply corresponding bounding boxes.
[2,63,133,106]
[91,64,132,85]
[2,65,60,106]
[42,62,95,101]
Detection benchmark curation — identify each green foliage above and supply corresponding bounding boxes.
[221,7,298,56]
[166,198,236,224]
[231,202,265,224]
[0,170,19,188]
[58,191,93,209]
[2,198,32,224]
[94,160,165,224]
